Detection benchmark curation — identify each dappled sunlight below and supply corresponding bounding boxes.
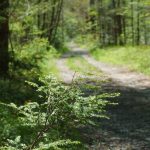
[0,0,150,149]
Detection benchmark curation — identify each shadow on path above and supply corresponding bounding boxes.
[77,78,150,150]
[57,45,150,149]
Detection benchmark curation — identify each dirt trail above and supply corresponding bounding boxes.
[57,58,76,83]
[68,43,150,90]
[56,43,150,150]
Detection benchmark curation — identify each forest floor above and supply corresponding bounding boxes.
[56,43,150,150]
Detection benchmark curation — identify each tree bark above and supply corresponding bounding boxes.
[136,0,140,45]
[131,0,135,45]
[89,0,96,36]
[0,0,9,77]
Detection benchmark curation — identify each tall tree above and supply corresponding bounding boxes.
[136,0,140,45]
[89,0,96,34]
[0,0,9,77]
[48,0,64,44]
[131,0,135,45]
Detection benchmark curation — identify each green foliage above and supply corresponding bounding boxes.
[64,0,150,46]
[0,79,36,103]
[35,140,81,150]
[10,38,57,79]
[0,75,114,149]
[11,38,47,70]
[63,0,89,40]
[0,38,60,103]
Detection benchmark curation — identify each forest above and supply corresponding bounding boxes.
[0,0,150,150]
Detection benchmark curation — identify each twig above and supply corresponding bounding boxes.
[71,71,77,84]
[26,125,51,150]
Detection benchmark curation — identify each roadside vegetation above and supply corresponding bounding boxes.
[90,46,150,76]
[0,1,113,149]
[0,0,150,149]
[66,56,102,76]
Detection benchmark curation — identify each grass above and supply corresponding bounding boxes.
[91,46,150,76]
[66,56,102,76]
[39,51,60,79]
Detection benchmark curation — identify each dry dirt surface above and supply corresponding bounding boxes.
[68,43,150,90]
[56,43,150,150]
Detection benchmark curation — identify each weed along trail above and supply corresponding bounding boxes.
[57,58,77,84]
[57,43,150,150]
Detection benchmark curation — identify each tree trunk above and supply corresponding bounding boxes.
[0,0,9,77]
[131,0,135,45]
[144,17,147,45]
[112,0,118,45]
[51,0,64,44]
[89,0,96,36]
[116,0,123,45]
[123,17,126,44]
[136,0,140,45]
[37,0,41,30]
[122,0,126,44]
[48,0,56,43]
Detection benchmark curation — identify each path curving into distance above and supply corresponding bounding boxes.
[68,43,150,90]
[56,42,150,150]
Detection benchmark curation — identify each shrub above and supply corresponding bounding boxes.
[10,38,57,80]
[0,75,115,149]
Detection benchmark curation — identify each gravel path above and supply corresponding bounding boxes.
[68,43,150,90]
[56,43,150,150]
[56,58,76,83]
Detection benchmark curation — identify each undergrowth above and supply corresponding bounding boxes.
[0,75,116,150]
[0,38,59,103]
[0,37,118,149]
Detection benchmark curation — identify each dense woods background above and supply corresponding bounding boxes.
[0,0,150,149]
[0,0,150,77]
